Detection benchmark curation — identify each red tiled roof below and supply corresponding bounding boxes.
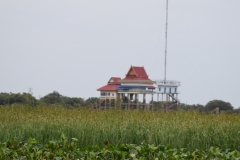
[124,66,150,80]
[97,77,121,91]
[97,67,153,91]
[108,77,121,85]
[97,84,119,91]
[132,66,148,77]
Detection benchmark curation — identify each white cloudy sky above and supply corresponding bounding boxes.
[0,1,240,107]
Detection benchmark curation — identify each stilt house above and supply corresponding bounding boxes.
[97,66,156,110]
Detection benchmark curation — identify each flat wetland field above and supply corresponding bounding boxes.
[1,106,240,151]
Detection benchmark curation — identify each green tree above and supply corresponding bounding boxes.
[205,100,233,113]
[0,92,38,106]
[85,97,99,107]
[62,96,85,108]
[233,107,240,114]
[40,91,63,105]
[180,103,204,112]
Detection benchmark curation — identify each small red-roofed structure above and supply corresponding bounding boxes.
[97,77,121,96]
[97,77,121,109]
[97,77,121,91]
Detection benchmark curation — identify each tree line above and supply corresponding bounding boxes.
[0,91,98,108]
[0,91,239,113]
[179,100,239,113]
[152,99,239,113]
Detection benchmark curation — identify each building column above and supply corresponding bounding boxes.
[143,94,146,111]
[176,94,179,108]
[151,94,154,111]
[114,96,116,109]
[105,98,106,110]
[109,99,111,109]
[136,94,139,111]
[134,94,137,110]
[162,94,164,111]
[127,93,130,110]
[98,99,101,110]
[120,93,123,109]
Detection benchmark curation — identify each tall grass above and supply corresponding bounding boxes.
[0,106,240,150]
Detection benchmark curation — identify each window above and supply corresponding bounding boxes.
[175,88,177,93]
[159,87,161,91]
[101,92,110,96]
[169,88,171,93]
[164,88,166,93]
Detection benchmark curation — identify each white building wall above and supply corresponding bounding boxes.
[157,86,178,94]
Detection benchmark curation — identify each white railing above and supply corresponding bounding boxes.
[117,89,155,94]
[156,91,181,94]
[155,79,181,86]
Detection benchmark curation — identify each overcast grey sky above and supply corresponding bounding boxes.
[0,1,240,107]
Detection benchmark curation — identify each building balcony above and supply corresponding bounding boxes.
[117,89,155,94]
[155,80,181,87]
[156,91,181,94]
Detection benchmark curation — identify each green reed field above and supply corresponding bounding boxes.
[0,106,240,151]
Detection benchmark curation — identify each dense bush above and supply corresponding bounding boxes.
[1,136,240,159]
[0,92,37,106]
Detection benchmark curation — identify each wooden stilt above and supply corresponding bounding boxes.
[127,93,130,110]
[143,94,146,111]
[105,98,106,110]
[136,94,139,111]
[151,94,154,111]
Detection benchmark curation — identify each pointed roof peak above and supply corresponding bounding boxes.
[108,77,121,85]
[125,66,149,79]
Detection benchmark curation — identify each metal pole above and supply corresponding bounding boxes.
[164,0,168,83]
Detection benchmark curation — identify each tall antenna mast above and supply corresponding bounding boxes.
[164,0,168,83]
[156,0,181,109]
